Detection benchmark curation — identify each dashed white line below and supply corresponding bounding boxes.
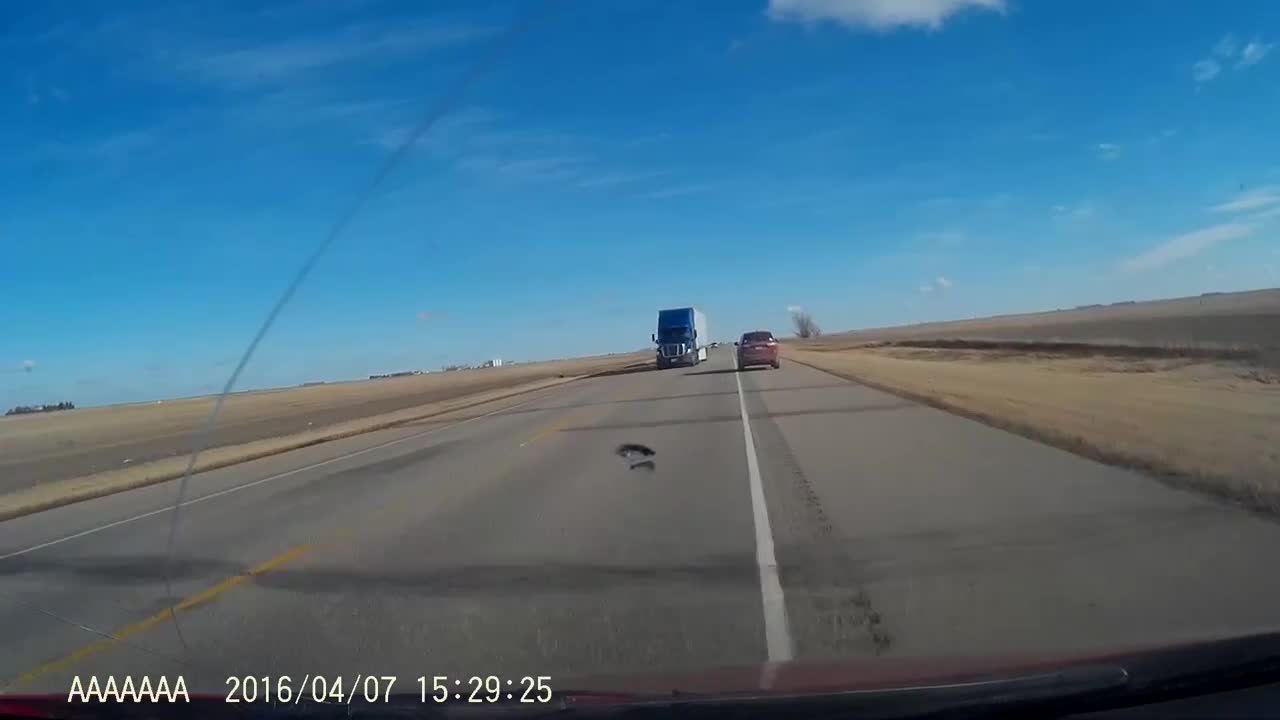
[0,387,565,561]
[732,352,794,663]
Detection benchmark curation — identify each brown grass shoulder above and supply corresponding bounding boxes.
[0,353,647,494]
[788,344,1280,513]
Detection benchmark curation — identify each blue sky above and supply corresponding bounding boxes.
[4,0,1280,406]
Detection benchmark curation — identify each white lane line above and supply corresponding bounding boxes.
[732,352,794,663]
[0,386,567,561]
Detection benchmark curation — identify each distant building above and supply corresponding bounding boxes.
[369,370,424,380]
[482,358,503,368]
[5,401,75,416]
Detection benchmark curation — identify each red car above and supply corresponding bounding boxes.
[736,330,780,369]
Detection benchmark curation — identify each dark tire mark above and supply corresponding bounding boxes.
[742,379,892,656]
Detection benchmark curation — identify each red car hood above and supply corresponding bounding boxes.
[4,630,1279,717]
[555,630,1280,698]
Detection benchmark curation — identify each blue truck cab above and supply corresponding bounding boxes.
[653,307,708,369]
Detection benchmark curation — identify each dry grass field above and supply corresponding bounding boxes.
[786,289,1280,511]
[805,288,1280,362]
[0,353,648,496]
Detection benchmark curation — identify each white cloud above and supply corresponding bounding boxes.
[1096,142,1122,160]
[766,0,1005,31]
[786,305,805,313]
[91,131,155,160]
[228,89,411,130]
[575,170,669,189]
[1053,202,1095,220]
[489,155,586,183]
[918,229,966,247]
[23,77,72,106]
[367,107,495,151]
[918,276,953,294]
[622,133,672,148]
[1213,34,1239,58]
[36,130,155,166]
[1119,222,1257,273]
[375,109,666,192]
[1211,186,1280,213]
[1193,58,1221,83]
[22,360,36,372]
[190,42,350,84]
[1195,34,1271,82]
[1238,40,1273,67]
[1246,206,1280,222]
[642,183,716,199]
[184,21,495,86]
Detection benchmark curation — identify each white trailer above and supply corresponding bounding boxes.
[693,308,708,362]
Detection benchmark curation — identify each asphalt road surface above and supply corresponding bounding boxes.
[4,347,1280,695]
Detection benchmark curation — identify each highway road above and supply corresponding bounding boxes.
[4,347,1280,695]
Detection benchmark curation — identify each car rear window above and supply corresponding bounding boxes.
[743,332,774,342]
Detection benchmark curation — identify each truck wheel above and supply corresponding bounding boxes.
[772,361,780,369]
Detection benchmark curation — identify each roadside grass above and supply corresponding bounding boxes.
[787,342,1280,515]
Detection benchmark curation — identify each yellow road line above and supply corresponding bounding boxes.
[5,389,600,691]
[520,376,652,447]
[519,416,576,447]
[2,544,314,692]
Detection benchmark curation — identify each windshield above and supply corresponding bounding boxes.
[5,0,1280,708]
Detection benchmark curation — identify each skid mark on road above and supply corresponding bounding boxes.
[741,374,892,657]
[732,354,794,663]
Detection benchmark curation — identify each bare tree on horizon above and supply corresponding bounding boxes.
[792,309,822,338]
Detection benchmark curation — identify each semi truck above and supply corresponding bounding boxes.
[653,307,708,369]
